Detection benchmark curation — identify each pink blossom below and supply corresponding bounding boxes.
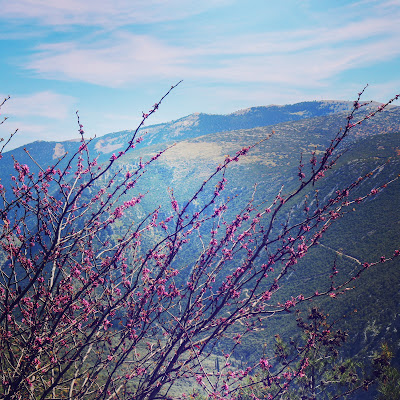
[260,358,271,370]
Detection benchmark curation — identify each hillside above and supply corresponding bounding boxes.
[109,110,400,378]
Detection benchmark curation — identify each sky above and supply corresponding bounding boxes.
[1,0,400,149]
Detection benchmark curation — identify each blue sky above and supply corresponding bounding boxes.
[1,0,400,149]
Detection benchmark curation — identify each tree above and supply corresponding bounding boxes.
[236,310,400,400]
[0,85,399,400]
[237,307,368,400]
[372,343,400,400]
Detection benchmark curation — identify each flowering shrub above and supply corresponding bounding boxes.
[0,85,399,400]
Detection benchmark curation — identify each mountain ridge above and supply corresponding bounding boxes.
[4,100,392,159]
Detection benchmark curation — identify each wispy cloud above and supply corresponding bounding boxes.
[0,91,78,149]
[23,10,400,89]
[1,0,231,27]
[1,91,76,120]
[26,34,186,86]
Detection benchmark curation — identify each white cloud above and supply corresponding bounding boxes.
[0,0,231,27]
[22,11,400,89]
[3,0,398,92]
[26,33,188,86]
[1,91,76,120]
[198,15,400,56]
[0,91,78,150]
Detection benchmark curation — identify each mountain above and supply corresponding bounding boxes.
[2,100,399,190]
[1,100,389,166]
